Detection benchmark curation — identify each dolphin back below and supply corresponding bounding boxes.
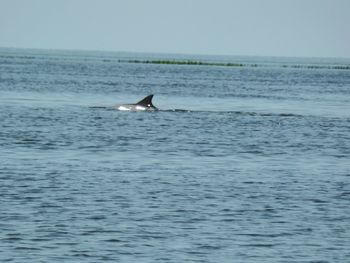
[116,94,158,111]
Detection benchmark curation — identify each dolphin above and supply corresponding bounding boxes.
[116,94,158,111]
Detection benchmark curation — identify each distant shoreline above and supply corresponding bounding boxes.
[119,59,350,70]
[119,59,255,68]
[1,47,349,70]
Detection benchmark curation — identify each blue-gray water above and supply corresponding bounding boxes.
[1,48,350,262]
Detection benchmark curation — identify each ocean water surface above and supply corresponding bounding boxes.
[1,48,350,262]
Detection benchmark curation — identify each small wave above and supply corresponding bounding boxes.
[240,243,277,248]
[163,109,304,117]
[14,246,41,251]
[90,106,303,117]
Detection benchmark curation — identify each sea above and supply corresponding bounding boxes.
[1,47,350,263]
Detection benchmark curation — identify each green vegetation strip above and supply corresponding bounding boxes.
[118,59,350,70]
[119,59,254,67]
[282,64,350,70]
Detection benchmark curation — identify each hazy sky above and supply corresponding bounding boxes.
[0,0,349,58]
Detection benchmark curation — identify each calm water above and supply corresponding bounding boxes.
[1,48,350,262]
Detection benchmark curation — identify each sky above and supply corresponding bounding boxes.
[0,0,349,58]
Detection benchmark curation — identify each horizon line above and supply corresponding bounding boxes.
[1,45,349,60]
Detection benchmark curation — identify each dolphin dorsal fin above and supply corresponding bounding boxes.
[136,95,154,107]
